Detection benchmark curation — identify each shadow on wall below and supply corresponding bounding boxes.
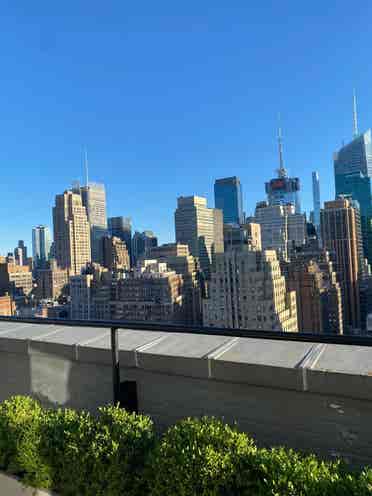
[0,344,114,413]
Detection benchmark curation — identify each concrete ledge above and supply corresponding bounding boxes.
[137,333,233,378]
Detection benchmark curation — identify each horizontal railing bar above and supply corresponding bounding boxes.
[0,316,371,346]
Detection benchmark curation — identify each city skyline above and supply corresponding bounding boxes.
[1,2,372,251]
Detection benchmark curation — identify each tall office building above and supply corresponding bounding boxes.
[282,257,343,335]
[223,222,262,252]
[265,125,301,213]
[32,226,51,270]
[53,190,91,276]
[175,196,224,279]
[80,183,107,263]
[132,231,158,265]
[203,245,298,332]
[334,95,372,263]
[14,241,27,266]
[108,216,132,264]
[254,202,306,260]
[102,235,130,272]
[214,176,244,224]
[321,198,362,332]
[312,171,321,240]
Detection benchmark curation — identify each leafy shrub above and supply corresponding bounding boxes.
[39,407,96,495]
[0,397,371,496]
[0,395,51,488]
[88,405,156,496]
[39,404,155,496]
[146,416,257,496]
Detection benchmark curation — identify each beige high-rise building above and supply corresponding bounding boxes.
[80,183,108,263]
[149,243,202,324]
[102,235,130,272]
[282,257,343,335]
[175,196,224,278]
[203,245,298,332]
[321,198,362,332]
[53,190,91,276]
[254,202,306,260]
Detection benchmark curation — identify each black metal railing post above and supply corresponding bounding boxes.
[111,327,120,405]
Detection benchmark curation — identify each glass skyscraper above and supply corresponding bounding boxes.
[334,130,372,262]
[214,176,243,225]
[312,171,321,238]
[32,225,51,269]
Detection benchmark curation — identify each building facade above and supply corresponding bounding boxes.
[0,295,15,316]
[282,257,343,335]
[132,231,158,265]
[334,130,372,263]
[35,260,68,301]
[0,263,33,299]
[254,202,306,260]
[108,216,132,264]
[53,191,91,276]
[80,183,108,263]
[102,235,130,272]
[32,226,51,270]
[312,171,321,241]
[214,176,244,225]
[321,198,362,332]
[149,243,202,325]
[203,246,298,332]
[111,260,184,323]
[175,196,224,279]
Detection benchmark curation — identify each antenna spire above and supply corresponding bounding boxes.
[277,113,287,178]
[84,147,89,187]
[353,89,359,138]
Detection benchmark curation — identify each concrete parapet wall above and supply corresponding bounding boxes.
[0,322,371,466]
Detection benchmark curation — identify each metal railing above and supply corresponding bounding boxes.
[0,316,371,404]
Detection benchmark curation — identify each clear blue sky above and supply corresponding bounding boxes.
[0,1,371,253]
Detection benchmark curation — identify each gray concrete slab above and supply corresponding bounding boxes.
[138,333,234,378]
[77,329,167,366]
[210,338,314,390]
[307,344,372,400]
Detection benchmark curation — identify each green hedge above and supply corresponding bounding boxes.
[0,396,371,496]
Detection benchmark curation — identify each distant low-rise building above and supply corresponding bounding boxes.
[0,263,33,299]
[35,260,68,301]
[111,260,184,323]
[0,294,15,316]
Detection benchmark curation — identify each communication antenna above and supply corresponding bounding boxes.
[277,113,287,178]
[353,89,359,138]
[84,147,89,187]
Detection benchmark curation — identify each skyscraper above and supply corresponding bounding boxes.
[175,196,224,278]
[32,226,51,269]
[265,124,301,213]
[132,231,158,265]
[321,198,362,332]
[214,176,244,224]
[53,190,91,276]
[80,183,108,263]
[108,216,132,264]
[254,202,306,260]
[14,241,27,266]
[334,94,372,263]
[312,171,321,239]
